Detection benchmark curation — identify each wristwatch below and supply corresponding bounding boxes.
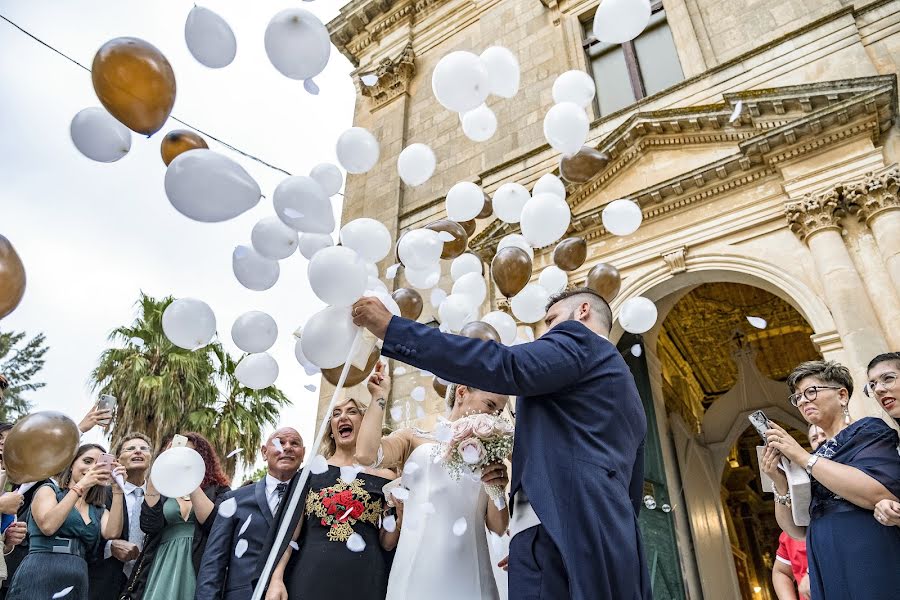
[805,454,819,475]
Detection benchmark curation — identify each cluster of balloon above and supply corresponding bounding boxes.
[0,235,26,320]
[559,146,608,184]
[322,346,381,388]
[161,130,209,166]
[431,47,520,143]
[264,8,332,94]
[3,412,80,483]
[585,263,621,302]
[544,70,594,157]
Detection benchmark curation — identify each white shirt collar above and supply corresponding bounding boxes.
[123,480,146,494]
[265,474,290,496]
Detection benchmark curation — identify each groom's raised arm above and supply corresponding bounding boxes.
[380,315,591,396]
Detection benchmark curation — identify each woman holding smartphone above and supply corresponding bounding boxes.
[5,443,126,599]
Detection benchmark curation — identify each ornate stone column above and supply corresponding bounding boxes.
[786,190,888,417]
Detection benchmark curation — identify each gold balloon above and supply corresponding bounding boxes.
[0,236,26,320]
[553,237,588,272]
[432,377,448,398]
[425,219,468,260]
[491,247,532,298]
[4,411,80,484]
[477,193,493,219]
[92,37,177,135]
[585,263,622,302]
[161,129,208,166]
[459,219,477,238]
[460,321,501,343]
[321,346,381,388]
[392,288,424,321]
[559,147,608,183]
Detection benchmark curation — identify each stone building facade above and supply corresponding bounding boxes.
[322,1,900,598]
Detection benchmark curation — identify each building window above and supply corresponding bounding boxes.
[582,1,684,116]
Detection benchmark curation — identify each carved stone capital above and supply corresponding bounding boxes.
[662,247,687,274]
[785,188,844,242]
[357,43,415,111]
[843,164,900,224]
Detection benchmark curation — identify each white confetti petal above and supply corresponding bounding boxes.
[383,514,397,532]
[390,406,403,421]
[290,541,300,550]
[430,288,448,307]
[391,487,410,501]
[226,448,243,459]
[361,74,379,86]
[394,367,407,376]
[411,386,426,402]
[272,438,284,454]
[421,502,435,515]
[218,497,238,519]
[235,538,249,558]
[239,514,252,536]
[304,384,317,392]
[310,454,329,474]
[433,421,453,443]
[385,263,401,279]
[729,100,743,124]
[436,231,455,242]
[747,316,767,329]
[339,506,354,521]
[52,588,74,599]
[419,370,433,377]
[452,517,468,536]
[630,344,642,357]
[346,532,366,552]
[340,464,363,484]
[403,462,420,475]
[416,406,426,419]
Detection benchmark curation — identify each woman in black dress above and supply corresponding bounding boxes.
[263,397,398,600]
[762,360,900,600]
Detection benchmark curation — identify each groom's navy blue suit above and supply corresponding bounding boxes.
[382,317,650,600]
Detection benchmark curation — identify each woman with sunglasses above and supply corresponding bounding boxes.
[761,360,900,600]
[865,352,900,528]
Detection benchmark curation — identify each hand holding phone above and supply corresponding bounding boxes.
[171,434,189,449]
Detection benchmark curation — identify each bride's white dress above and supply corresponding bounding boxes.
[386,442,500,600]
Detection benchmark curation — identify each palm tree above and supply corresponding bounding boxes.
[0,330,48,421]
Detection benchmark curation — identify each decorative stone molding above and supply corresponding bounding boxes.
[843,164,900,224]
[811,331,843,355]
[662,247,688,274]
[785,189,844,242]
[358,43,416,111]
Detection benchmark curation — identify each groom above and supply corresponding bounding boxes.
[352,287,650,600]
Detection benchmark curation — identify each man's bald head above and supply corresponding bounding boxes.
[543,287,613,336]
[262,427,305,481]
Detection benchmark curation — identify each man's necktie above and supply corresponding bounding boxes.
[273,482,288,515]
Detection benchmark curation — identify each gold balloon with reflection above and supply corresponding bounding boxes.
[321,346,381,388]
[491,246,532,298]
[585,263,622,302]
[161,130,208,166]
[425,220,468,260]
[0,235,26,320]
[392,288,424,321]
[459,321,501,343]
[4,411,80,484]
[553,237,588,272]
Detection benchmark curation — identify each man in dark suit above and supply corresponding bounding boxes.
[195,428,305,600]
[352,287,651,600]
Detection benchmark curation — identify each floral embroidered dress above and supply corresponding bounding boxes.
[283,466,391,600]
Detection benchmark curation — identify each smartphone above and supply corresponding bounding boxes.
[97,394,117,413]
[0,514,14,533]
[748,410,770,443]
[97,453,115,468]
[171,434,189,449]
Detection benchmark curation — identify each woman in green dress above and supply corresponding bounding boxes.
[122,432,230,600]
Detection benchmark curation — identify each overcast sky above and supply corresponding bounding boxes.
[1,0,357,476]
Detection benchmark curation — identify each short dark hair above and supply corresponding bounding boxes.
[867,352,900,373]
[115,432,152,456]
[787,360,854,397]
[546,287,613,331]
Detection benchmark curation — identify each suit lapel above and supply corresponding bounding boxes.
[255,479,273,526]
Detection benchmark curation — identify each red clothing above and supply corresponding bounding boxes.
[776,531,808,584]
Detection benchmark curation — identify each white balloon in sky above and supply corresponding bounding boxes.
[510,284,551,323]
[539,265,569,294]
[552,70,596,107]
[151,447,205,498]
[450,253,482,281]
[619,297,658,334]
[309,163,343,196]
[301,306,358,369]
[307,246,367,307]
[593,0,652,44]
[520,193,571,248]
[233,245,280,291]
[184,6,237,68]
[479,46,520,98]
[340,218,393,263]
[482,311,517,345]
[231,311,278,353]
[264,8,331,80]
[251,216,299,260]
[397,143,436,187]
[165,150,261,222]
[235,352,279,390]
[431,51,490,113]
[543,102,590,156]
[439,294,475,332]
[452,272,487,307]
[533,173,566,200]
[398,229,443,270]
[70,107,131,163]
[460,104,497,143]
[273,176,334,233]
[602,199,643,236]
[405,263,441,289]
[446,181,485,222]
[336,127,380,174]
[293,339,320,376]
[297,233,333,260]
[162,298,216,350]
[497,234,534,260]
[492,183,530,224]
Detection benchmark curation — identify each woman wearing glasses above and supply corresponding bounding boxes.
[865,352,900,528]
[760,360,900,600]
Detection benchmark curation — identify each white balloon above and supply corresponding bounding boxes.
[364,261,379,279]
[235,352,279,390]
[309,163,343,196]
[452,272,487,307]
[450,253,482,281]
[307,246,367,306]
[446,182,485,222]
[520,193,571,248]
[151,447,205,498]
[293,339,321,376]
[297,233,333,260]
[602,199,643,236]
[251,216,299,260]
[366,276,389,296]
[70,107,131,162]
[233,245,280,291]
[273,176,334,233]
[398,229,443,270]
[405,263,441,289]
[593,0,652,44]
[165,150,260,222]
[231,311,278,353]
[336,127,380,175]
[397,143,436,187]
[162,298,216,350]
[492,183,530,224]
[619,296,658,334]
[461,105,497,142]
[430,287,448,308]
[543,102,590,156]
[511,284,551,323]
[533,173,566,200]
[184,6,236,68]
[439,294,475,332]
[301,306,358,369]
[479,46,520,98]
[497,234,534,260]
[539,266,569,294]
[339,218,392,263]
[482,311,517,345]
[264,8,330,80]
[431,51,490,113]
[552,71,596,107]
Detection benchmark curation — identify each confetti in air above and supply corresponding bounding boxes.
[746,316,767,329]
[310,454,329,474]
[304,384,317,392]
[416,406,426,419]
[452,517,468,536]
[630,344,642,357]
[272,438,284,454]
[391,487,410,502]
[235,538,249,558]
[394,367,407,376]
[218,497,238,518]
[729,100,743,123]
[226,448,243,459]
[403,462,420,475]
[390,406,403,421]
[52,588,74,599]
[411,387,426,402]
[239,514,253,536]
[340,464,363,484]
[361,74,378,86]
[346,533,366,552]
[383,514,397,532]
[385,263,401,279]
[290,541,300,550]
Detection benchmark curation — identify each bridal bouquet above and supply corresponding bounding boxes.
[434,413,514,509]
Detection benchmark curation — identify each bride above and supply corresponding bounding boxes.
[355,363,510,600]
